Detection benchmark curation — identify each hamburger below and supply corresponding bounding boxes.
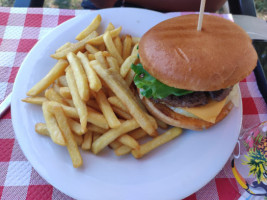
[131,14,258,130]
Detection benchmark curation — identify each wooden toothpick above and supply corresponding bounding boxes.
[197,0,206,31]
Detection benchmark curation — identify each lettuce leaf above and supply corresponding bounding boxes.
[131,63,193,99]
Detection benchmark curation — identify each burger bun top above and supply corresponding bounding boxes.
[139,14,258,91]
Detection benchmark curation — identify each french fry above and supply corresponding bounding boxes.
[85,44,99,54]
[67,118,83,135]
[114,128,147,156]
[86,106,109,129]
[120,55,138,78]
[107,96,128,113]
[59,87,72,99]
[89,27,122,46]
[87,124,108,134]
[42,102,66,146]
[95,90,121,129]
[47,101,108,129]
[76,14,101,41]
[51,27,121,60]
[91,60,157,136]
[81,131,93,150]
[105,22,115,32]
[122,35,132,60]
[27,59,68,96]
[111,73,157,122]
[58,75,68,87]
[94,51,109,69]
[129,128,147,139]
[56,42,72,53]
[22,97,47,105]
[67,52,89,101]
[103,31,123,65]
[124,45,139,85]
[88,54,96,61]
[106,56,120,72]
[124,69,135,86]
[65,67,88,132]
[109,140,122,150]
[46,104,83,136]
[113,36,122,56]
[86,107,109,129]
[92,119,139,154]
[35,123,49,136]
[117,134,139,149]
[88,51,110,60]
[45,88,68,105]
[146,114,158,131]
[87,54,98,61]
[131,43,139,57]
[114,145,132,156]
[112,106,132,120]
[98,22,115,51]
[51,31,98,59]
[131,37,140,45]
[35,122,84,145]
[53,82,60,92]
[77,52,102,92]
[132,127,183,159]
[53,105,83,168]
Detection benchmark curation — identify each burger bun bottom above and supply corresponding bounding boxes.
[142,97,234,131]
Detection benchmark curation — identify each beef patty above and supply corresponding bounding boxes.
[153,87,233,108]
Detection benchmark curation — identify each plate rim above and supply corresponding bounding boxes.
[11,7,243,200]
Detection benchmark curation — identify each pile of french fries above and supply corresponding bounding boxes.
[22,14,183,168]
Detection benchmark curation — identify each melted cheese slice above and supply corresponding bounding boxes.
[166,85,240,124]
[183,98,227,123]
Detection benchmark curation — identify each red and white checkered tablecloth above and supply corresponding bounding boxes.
[0,7,267,200]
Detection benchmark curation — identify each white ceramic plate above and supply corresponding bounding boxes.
[12,8,242,200]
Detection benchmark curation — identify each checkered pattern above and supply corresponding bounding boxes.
[0,7,266,200]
